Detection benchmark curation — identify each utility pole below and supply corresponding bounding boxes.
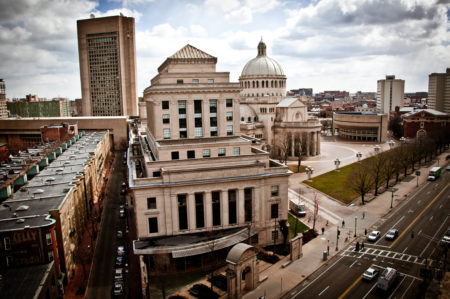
[336,227,339,251]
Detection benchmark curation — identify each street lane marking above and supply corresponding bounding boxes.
[362,282,377,299]
[418,229,422,235]
[318,286,329,296]
[388,275,407,299]
[338,273,363,299]
[292,256,344,296]
[401,278,416,299]
[420,214,449,257]
[349,260,358,268]
[402,247,407,253]
[390,181,450,248]
[429,215,434,221]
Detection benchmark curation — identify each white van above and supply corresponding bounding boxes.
[377,267,397,291]
[289,199,306,217]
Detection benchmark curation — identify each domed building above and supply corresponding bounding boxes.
[239,40,321,158]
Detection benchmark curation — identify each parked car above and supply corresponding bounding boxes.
[113,282,123,296]
[117,246,125,256]
[120,188,127,195]
[363,267,379,281]
[121,181,127,188]
[440,235,450,247]
[368,231,381,242]
[115,256,124,267]
[119,209,126,219]
[114,268,123,281]
[117,230,123,239]
[385,229,399,240]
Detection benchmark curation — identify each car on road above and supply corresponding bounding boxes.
[120,188,127,195]
[368,231,381,242]
[119,209,126,219]
[115,256,124,267]
[363,267,379,281]
[117,246,125,256]
[113,282,123,296]
[385,229,399,240]
[446,165,450,171]
[440,235,450,247]
[117,230,123,239]
[114,268,123,281]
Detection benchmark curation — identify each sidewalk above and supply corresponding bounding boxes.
[243,152,449,299]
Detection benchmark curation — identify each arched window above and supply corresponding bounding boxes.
[271,81,273,88]
[241,117,244,121]
[256,81,259,88]
[266,80,269,87]
[275,81,277,88]
[252,81,255,88]
[248,117,251,122]
[262,81,265,88]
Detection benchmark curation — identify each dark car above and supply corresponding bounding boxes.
[385,229,399,240]
[117,230,123,239]
[120,188,127,195]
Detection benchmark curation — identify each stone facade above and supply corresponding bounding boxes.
[333,112,388,142]
[131,45,291,290]
[402,109,449,139]
[428,68,450,114]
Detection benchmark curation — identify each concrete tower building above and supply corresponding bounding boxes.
[77,15,137,116]
[376,75,405,118]
[0,79,7,119]
[428,68,450,113]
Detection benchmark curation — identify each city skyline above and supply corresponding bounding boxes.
[0,0,449,100]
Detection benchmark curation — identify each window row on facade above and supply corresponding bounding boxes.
[146,186,280,234]
[169,146,240,160]
[241,80,285,89]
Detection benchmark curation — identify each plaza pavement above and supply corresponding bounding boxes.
[243,138,449,299]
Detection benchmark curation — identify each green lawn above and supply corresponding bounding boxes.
[303,163,360,204]
[288,214,310,239]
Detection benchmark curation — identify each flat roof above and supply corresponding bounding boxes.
[0,131,107,232]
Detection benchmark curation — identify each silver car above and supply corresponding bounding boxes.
[368,231,381,242]
[385,229,399,240]
[363,267,379,281]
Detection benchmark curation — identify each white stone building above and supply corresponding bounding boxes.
[130,45,291,290]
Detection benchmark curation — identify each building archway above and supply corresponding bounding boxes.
[226,243,258,298]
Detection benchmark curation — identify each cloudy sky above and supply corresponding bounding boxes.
[1,0,449,100]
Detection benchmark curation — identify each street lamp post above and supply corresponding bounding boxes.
[334,158,341,170]
[374,145,381,154]
[336,226,339,251]
[354,216,357,237]
[306,166,314,180]
[388,140,395,149]
[356,152,362,162]
[390,188,397,208]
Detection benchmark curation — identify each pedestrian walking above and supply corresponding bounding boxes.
[364,228,367,235]
[355,241,360,251]
[342,220,345,227]
[327,245,330,255]
[321,227,325,235]
[362,211,365,219]
[361,241,365,250]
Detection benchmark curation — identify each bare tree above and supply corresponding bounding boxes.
[347,160,373,205]
[275,132,291,165]
[294,133,306,172]
[369,152,386,196]
[382,152,396,189]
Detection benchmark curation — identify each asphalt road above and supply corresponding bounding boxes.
[85,151,128,299]
[286,170,450,299]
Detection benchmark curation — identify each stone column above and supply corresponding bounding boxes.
[188,193,196,231]
[238,188,245,224]
[312,132,316,156]
[317,130,321,155]
[168,194,177,234]
[306,132,311,157]
[290,135,295,160]
[222,190,229,226]
[186,100,194,139]
[205,191,213,229]
[253,184,261,227]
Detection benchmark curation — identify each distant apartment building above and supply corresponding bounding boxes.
[7,98,71,118]
[355,91,376,101]
[376,75,405,118]
[428,68,450,113]
[288,88,313,97]
[131,45,291,290]
[77,15,138,117]
[0,79,8,119]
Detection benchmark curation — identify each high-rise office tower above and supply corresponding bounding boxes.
[77,15,137,116]
[428,68,450,113]
[0,79,7,119]
[376,75,405,118]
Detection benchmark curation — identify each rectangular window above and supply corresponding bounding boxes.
[178,100,186,116]
[226,112,233,121]
[187,150,195,159]
[162,101,169,110]
[162,114,170,124]
[46,232,52,245]
[147,197,156,209]
[194,100,202,114]
[6,256,12,267]
[271,185,279,197]
[226,99,233,107]
[153,171,161,177]
[203,149,211,158]
[227,125,233,136]
[271,204,279,219]
[195,193,204,228]
[48,250,54,262]
[209,100,217,114]
[192,79,199,84]
[148,217,158,233]
[233,147,240,156]
[228,190,237,225]
[212,191,221,226]
[208,79,214,84]
[218,148,226,157]
[178,194,188,230]
[163,128,171,139]
[171,151,179,160]
[195,127,203,137]
[244,188,252,222]
[180,130,187,138]
[177,79,184,84]
[4,237,11,250]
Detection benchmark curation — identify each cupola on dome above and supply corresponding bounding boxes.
[241,39,285,77]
